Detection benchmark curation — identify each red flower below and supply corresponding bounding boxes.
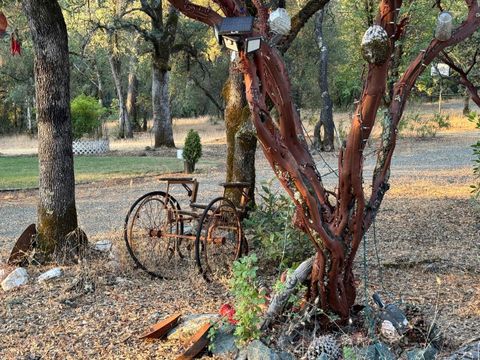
[219,304,237,325]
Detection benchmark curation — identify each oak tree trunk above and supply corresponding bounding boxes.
[108,38,133,139]
[463,91,470,115]
[127,54,139,131]
[23,0,79,258]
[313,9,334,152]
[224,61,256,204]
[152,64,175,148]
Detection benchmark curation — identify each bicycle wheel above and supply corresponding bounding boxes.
[194,197,246,282]
[124,191,189,279]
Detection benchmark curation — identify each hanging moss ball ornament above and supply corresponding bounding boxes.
[361,25,390,65]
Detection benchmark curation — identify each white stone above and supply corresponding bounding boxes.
[1,267,29,291]
[37,267,63,282]
[93,240,113,252]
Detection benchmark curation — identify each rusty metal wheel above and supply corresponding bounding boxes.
[124,191,190,279]
[194,197,247,282]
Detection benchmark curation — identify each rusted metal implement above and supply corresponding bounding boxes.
[176,322,212,360]
[139,313,182,339]
[124,178,250,281]
[8,224,36,265]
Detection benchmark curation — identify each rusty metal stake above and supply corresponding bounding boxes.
[139,313,182,339]
[176,322,212,360]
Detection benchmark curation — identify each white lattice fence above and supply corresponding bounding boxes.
[73,139,110,155]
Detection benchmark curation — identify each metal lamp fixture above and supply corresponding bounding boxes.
[214,16,262,54]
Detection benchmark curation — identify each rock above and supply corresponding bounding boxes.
[211,325,237,355]
[1,267,29,291]
[407,345,438,360]
[93,240,112,252]
[278,351,295,360]
[37,267,63,282]
[359,342,395,360]
[446,340,480,359]
[167,314,219,341]
[236,349,248,360]
[246,340,281,360]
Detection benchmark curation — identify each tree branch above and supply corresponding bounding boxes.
[277,0,330,54]
[440,52,480,107]
[167,0,223,26]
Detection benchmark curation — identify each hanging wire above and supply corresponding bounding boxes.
[299,120,339,178]
[362,233,376,338]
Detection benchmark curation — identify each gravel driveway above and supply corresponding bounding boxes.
[1,131,478,257]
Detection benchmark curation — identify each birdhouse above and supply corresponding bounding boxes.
[361,25,389,65]
[268,8,291,36]
[435,12,453,41]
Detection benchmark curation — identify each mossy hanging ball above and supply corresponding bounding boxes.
[361,25,390,65]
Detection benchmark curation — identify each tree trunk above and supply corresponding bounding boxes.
[224,61,256,205]
[152,64,175,148]
[108,38,133,139]
[23,0,79,259]
[313,9,334,152]
[463,90,470,115]
[93,56,105,108]
[127,54,139,131]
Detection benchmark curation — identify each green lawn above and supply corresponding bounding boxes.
[0,156,199,190]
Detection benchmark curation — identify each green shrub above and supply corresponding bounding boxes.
[401,112,450,138]
[467,111,480,198]
[183,129,202,165]
[243,181,313,270]
[230,254,266,345]
[71,95,105,139]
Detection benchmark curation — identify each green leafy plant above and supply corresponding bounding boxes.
[243,181,313,269]
[402,112,451,138]
[467,111,480,198]
[71,94,105,139]
[183,129,202,172]
[230,254,266,345]
[343,347,357,360]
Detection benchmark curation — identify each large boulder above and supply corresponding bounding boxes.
[1,267,29,291]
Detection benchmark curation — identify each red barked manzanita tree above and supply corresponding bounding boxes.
[167,0,480,320]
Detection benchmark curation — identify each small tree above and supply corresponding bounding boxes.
[71,95,105,139]
[168,0,480,321]
[183,129,202,173]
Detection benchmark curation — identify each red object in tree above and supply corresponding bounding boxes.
[11,32,21,56]
[219,304,237,325]
[0,12,7,36]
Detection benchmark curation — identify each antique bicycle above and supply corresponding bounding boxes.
[124,177,250,281]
